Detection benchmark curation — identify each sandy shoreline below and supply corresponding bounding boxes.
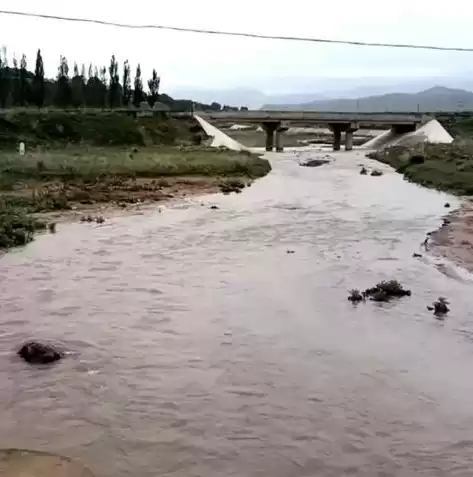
[430,201,473,273]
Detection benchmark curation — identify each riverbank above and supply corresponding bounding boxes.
[0,146,271,250]
[429,202,473,273]
[368,142,473,195]
[368,141,473,273]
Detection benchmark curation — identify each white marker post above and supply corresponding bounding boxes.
[19,142,25,156]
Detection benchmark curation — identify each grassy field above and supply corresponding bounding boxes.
[369,141,473,195]
[0,146,270,183]
[0,146,271,250]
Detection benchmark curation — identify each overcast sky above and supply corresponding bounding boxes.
[1,0,473,94]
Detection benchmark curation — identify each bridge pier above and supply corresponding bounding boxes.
[275,130,283,152]
[345,124,359,151]
[345,131,353,151]
[333,128,342,151]
[262,122,279,151]
[275,124,288,152]
[329,122,359,151]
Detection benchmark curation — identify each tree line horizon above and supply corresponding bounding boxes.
[0,47,246,113]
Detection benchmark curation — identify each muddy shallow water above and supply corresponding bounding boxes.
[1,149,473,477]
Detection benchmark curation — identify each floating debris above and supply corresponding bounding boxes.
[360,167,368,175]
[370,169,384,177]
[300,158,331,168]
[432,297,450,318]
[348,289,365,303]
[80,215,105,224]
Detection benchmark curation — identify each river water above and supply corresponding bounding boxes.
[1,150,473,477]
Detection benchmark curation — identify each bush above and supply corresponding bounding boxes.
[409,154,425,164]
[363,280,411,302]
[0,203,46,249]
[348,289,364,303]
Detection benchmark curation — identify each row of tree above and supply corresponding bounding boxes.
[0,48,162,109]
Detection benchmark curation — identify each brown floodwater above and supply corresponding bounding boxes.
[1,150,473,477]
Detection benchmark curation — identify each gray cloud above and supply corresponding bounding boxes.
[1,0,472,93]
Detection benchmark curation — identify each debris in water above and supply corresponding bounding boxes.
[413,252,423,258]
[370,169,383,177]
[360,167,368,175]
[363,280,411,302]
[348,289,365,303]
[80,215,105,224]
[300,158,330,168]
[444,202,451,208]
[432,297,450,318]
[210,205,219,210]
[286,250,295,254]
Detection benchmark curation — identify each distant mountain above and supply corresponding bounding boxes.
[170,75,473,109]
[168,87,332,109]
[263,87,473,112]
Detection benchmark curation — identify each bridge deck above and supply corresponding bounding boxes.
[200,111,424,125]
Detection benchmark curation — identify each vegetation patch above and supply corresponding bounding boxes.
[368,142,473,195]
[348,280,411,303]
[0,147,271,250]
[0,202,47,249]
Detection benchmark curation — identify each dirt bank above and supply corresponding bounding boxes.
[34,176,229,223]
[430,202,473,273]
[0,146,270,250]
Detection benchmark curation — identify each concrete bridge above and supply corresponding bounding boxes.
[199,111,425,151]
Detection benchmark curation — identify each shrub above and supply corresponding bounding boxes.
[0,204,46,249]
[409,154,425,164]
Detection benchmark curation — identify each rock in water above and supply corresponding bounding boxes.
[300,159,330,167]
[18,341,62,364]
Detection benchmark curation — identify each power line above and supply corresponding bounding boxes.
[0,9,472,52]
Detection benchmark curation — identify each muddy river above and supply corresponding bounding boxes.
[1,150,473,477]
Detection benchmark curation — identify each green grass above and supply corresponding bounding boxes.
[0,147,270,187]
[369,142,473,195]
